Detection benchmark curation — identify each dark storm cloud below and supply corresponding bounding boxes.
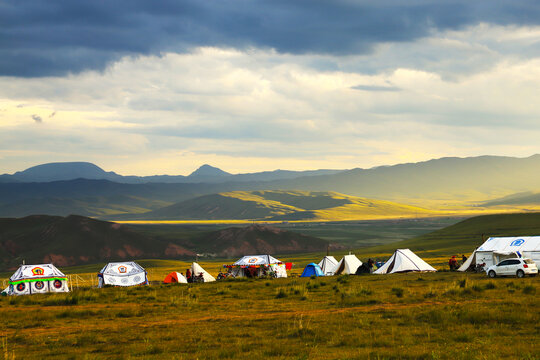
[2,0,539,77]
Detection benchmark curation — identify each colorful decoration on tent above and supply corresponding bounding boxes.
[7,264,69,296]
[31,267,44,276]
[98,262,148,288]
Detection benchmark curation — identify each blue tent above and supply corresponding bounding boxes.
[300,263,324,277]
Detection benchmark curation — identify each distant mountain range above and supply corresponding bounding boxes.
[0,162,343,184]
[2,155,540,219]
[0,215,328,270]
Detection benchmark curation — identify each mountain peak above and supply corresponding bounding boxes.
[11,162,120,182]
[188,164,230,178]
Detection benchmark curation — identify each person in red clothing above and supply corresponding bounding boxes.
[186,268,192,283]
[448,256,458,270]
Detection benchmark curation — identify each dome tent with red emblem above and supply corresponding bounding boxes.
[6,263,69,296]
[98,261,148,287]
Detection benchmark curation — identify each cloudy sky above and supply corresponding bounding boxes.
[1,0,539,175]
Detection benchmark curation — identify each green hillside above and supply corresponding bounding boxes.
[136,190,439,221]
[364,212,540,256]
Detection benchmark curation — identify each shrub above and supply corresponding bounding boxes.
[522,285,536,295]
[391,287,404,298]
[485,281,496,290]
[275,288,287,298]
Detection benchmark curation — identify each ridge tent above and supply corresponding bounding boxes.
[300,263,324,277]
[163,272,188,284]
[458,236,540,271]
[318,256,338,276]
[226,255,287,278]
[7,264,69,295]
[191,262,216,282]
[98,261,148,287]
[374,249,436,274]
[334,254,362,275]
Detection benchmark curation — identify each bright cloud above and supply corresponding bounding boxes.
[1,22,539,175]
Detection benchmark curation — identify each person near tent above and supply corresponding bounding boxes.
[449,256,459,271]
[186,268,192,283]
[461,254,467,264]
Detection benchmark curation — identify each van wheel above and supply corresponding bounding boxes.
[516,270,525,278]
[488,270,496,278]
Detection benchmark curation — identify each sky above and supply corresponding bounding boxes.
[1,0,540,176]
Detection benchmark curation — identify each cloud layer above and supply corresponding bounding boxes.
[1,2,539,175]
[2,0,540,77]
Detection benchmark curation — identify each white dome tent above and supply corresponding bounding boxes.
[98,261,148,287]
[6,264,69,295]
[374,249,436,274]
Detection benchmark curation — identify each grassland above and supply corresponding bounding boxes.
[0,266,538,359]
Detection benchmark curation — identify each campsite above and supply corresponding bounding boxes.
[0,235,538,359]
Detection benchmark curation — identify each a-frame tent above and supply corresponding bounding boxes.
[335,254,362,275]
[191,262,216,282]
[163,271,188,284]
[318,256,338,276]
[7,264,69,295]
[374,249,436,274]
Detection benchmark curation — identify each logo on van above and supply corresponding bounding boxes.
[510,239,525,246]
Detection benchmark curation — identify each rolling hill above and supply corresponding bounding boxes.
[0,215,194,270]
[130,190,440,221]
[182,224,330,258]
[364,212,540,255]
[0,215,332,270]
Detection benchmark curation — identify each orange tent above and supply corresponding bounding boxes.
[163,272,188,284]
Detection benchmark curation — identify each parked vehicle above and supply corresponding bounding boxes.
[486,258,538,278]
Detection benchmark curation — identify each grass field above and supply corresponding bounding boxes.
[0,268,538,359]
[1,214,540,359]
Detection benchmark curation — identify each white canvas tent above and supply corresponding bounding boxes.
[334,254,362,275]
[98,261,148,287]
[459,236,540,271]
[7,264,69,295]
[191,262,216,282]
[318,256,338,276]
[227,255,287,278]
[374,249,436,274]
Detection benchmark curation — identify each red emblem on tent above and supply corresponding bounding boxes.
[53,280,63,289]
[31,267,44,276]
[118,266,127,273]
[248,258,258,264]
